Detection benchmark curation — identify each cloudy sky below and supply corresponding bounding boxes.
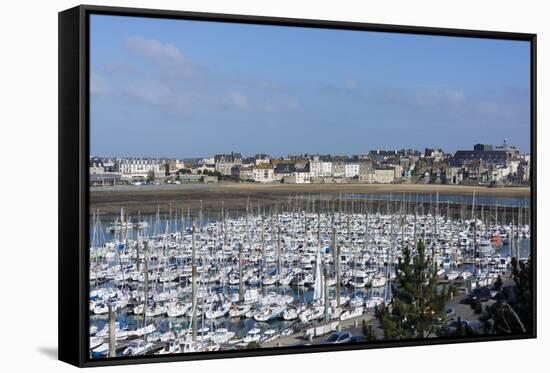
[90,15,531,158]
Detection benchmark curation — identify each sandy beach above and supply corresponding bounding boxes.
[90,183,530,216]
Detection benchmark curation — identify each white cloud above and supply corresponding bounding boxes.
[124,82,198,114]
[96,37,300,116]
[261,98,300,113]
[90,73,108,96]
[414,90,440,106]
[227,92,249,110]
[444,89,465,104]
[476,101,500,115]
[288,98,300,111]
[413,88,465,107]
[126,84,171,106]
[256,80,282,91]
[125,36,184,62]
[344,78,359,90]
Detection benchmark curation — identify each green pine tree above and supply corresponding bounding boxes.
[480,257,532,334]
[362,320,375,342]
[494,275,503,291]
[246,341,261,349]
[511,257,533,332]
[378,240,449,339]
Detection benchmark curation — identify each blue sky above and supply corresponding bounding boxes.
[90,14,531,158]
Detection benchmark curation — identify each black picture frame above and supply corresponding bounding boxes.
[58,4,537,367]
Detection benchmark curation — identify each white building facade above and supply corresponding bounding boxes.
[253,166,275,183]
[310,156,332,177]
[344,163,360,178]
[292,170,311,184]
[374,168,395,183]
[118,158,163,179]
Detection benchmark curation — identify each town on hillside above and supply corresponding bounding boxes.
[89,140,530,187]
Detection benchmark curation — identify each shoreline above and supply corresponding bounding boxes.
[90,183,530,216]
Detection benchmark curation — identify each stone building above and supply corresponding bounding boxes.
[285,168,311,184]
[214,152,242,175]
[253,164,275,183]
[374,167,396,183]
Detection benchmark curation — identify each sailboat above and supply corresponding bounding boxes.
[299,244,325,323]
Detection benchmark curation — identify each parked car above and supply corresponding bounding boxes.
[123,339,153,356]
[349,335,365,343]
[466,320,484,334]
[447,319,484,335]
[323,332,352,344]
[445,307,456,321]
[462,287,492,304]
[447,320,469,334]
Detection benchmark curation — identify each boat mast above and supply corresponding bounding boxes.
[108,304,116,358]
[142,240,149,328]
[236,241,243,303]
[180,207,186,245]
[222,201,227,252]
[199,200,203,228]
[333,226,340,308]
[277,225,282,281]
[191,223,197,341]
[260,215,265,296]
[413,206,417,249]
[324,264,329,322]
[136,212,140,272]
[472,191,477,276]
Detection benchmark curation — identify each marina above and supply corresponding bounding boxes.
[52,11,536,368]
[89,192,531,358]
